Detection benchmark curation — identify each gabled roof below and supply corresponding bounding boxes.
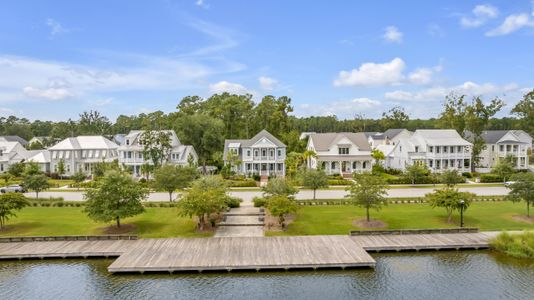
[415,130,471,146]
[0,136,28,146]
[49,136,118,150]
[363,132,379,138]
[309,132,371,151]
[223,130,285,159]
[25,150,51,163]
[466,130,531,144]
[382,128,408,139]
[0,141,23,154]
[122,130,179,146]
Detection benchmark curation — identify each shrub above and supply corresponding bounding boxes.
[225,197,241,208]
[384,168,403,175]
[252,174,261,182]
[371,164,385,175]
[327,174,343,180]
[253,196,267,207]
[226,179,257,187]
[327,179,352,185]
[491,231,534,259]
[480,173,503,183]
[462,172,473,178]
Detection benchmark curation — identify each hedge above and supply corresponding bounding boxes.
[480,173,503,183]
[327,179,352,185]
[226,179,257,187]
[296,196,504,206]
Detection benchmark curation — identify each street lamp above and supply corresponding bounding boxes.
[459,200,465,228]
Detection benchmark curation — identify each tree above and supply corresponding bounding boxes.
[285,152,304,178]
[262,177,298,199]
[426,188,474,223]
[302,150,316,169]
[438,93,468,134]
[226,151,242,175]
[153,165,198,201]
[0,193,29,229]
[299,169,328,200]
[24,162,41,176]
[57,159,66,180]
[139,130,172,169]
[346,173,388,222]
[71,171,86,190]
[380,106,409,130]
[371,149,385,165]
[505,173,534,217]
[177,176,229,230]
[22,174,50,199]
[7,162,25,177]
[252,95,293,137]
[78,110,111,135]
[492,156,515,183]
[83,171,148,228]
[140,163,153,181]
[511,89,534,137]
[266,195,297,228]
[440,169,465,187]
[0,173,12,185]
[405,163,428,185]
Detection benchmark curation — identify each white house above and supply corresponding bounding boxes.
[118,130,198,177]
[0,136,29,148]
[0,141,29,173]
[49,136,119,176]
[466,130,532,172]
[306,132,373,177]
[25,150,51,173]
[223,129,286,177]
[368,129,413,148]
[389,129,472,173]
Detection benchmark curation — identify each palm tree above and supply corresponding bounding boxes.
[302,150,317,169]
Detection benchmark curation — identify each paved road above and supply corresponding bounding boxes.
[28,186,509,203]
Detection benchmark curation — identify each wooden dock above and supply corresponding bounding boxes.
[0,232,502,273]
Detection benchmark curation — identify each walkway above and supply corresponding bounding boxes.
[0,232,502,273]
[214,203,264,237]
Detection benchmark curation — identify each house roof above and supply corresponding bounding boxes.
[363,132,379,138]
[309,132,371,151]
[223,129,285,159]
[376,144,395,157]
[0,141,22,153]
[25,150,51,163]
[0,136,28,146]
[466,130,531,144]
[49,136,118,150]
[382,128,408,139]
[415,129,471,146]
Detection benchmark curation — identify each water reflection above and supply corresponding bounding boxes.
[1,251,534,300]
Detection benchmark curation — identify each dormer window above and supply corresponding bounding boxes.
[429,146,433,153]
[338,147,349,155]
[126,140,130,145]
[414,146,419,153]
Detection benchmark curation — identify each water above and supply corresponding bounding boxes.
[1,251,534,300]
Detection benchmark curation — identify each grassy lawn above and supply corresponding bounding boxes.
[48,179,75,187]
[0,207,210,238]
[267,201,534,236]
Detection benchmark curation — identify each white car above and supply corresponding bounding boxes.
[0,184,26,193]
[504,181,516,187]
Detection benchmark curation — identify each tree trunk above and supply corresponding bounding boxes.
[447,210,453,223]
[169,191,173,202]
[366,207,370,222]
[36,191,39,199]
[116,216,121,228]
[527,201,530,218]
[313,189,316,200]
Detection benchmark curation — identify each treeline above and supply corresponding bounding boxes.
[1,90,532,166]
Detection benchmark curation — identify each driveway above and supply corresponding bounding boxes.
[28,186,509,203]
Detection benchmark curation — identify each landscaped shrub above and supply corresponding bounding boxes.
[226,179,257,187]
[327,174,343,180]
[253,196,267,207]
[252,174,261,182]
[480,173,503,183]
[225,197,241,208]
[384,167,403,175]
[327,179,352,185]
[462,172,473,178]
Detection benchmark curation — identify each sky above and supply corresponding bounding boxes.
[1,0,533,121]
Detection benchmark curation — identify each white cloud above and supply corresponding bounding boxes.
[486,13,534,36]
[351,97,381,107]
[383,26,403,43]
[46,18,69,37]
[408,68,434,85]
[91,97,114,106]
[258,76,278,91]
[461,4,499,28]
[22,86,72,100]
[334,57,406,87]
[209,81,250,94]
[195,0,210,9]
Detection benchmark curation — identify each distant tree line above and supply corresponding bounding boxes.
[1,89,532,168]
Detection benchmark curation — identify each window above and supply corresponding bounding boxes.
[500,145,504,152]
[457,146,462,152]
[414,146,419,153]
[506,145,511,152]
[436,147,440,153]
[126,140,130,145]
[127,152,132,159]
[331,162,336,169]
[277,149,282,157]
[513,145,518,151]
[429,160,433,168]
[262,150,266,156]
[254,150,259,157]
[429,146,433,153]
[0,150,3,156]
[247,150,251,157]
[443,146,447,153]
[450,146,454,153]
[338,147,349,155]
[270,150,274,157]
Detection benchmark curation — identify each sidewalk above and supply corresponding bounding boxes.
[214,203,265,237]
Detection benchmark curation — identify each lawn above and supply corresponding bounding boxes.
[267,201,534,236]
[0,207,210,238]
[48,179,76,188]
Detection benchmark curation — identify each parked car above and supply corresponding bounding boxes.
[0,184,26,193]
[504,181,516,188]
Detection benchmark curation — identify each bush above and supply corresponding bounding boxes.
[384,167,403,175]
[226,179,257,187]
[252,174,261,182]
[491,231,534,259]
[327,174,343,180]
[386,175,439,184]
[225,197,241,208]
[253,196,267,207]
[462,172,473,178]
[371,164,385,175]
[480,173,503,183]
[327,179,351,185]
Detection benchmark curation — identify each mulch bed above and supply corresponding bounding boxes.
[101,224,136,234]
[265,211,295,231]
[512,215,534,224]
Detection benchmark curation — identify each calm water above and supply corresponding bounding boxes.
[1,251,534,300]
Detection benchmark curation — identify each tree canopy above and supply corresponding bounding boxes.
[0,193,29,229]
[505,172,534,217]
[299,169,328,200]
[153,165,198,201]
[426,188,474,223]
[346,173,388,222]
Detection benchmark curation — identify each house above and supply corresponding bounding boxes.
[389,129,472,173]
[368,129,412,148]
[0,141,29,173]
[24,150,51,173]
[0,136,29,147]
[376,144,395,168]
[306,132,373,177]
[118,130,198,177]
[223,129,286,177]
[28,136,59,148]
[466,130,532,172]
[48,136,119,176]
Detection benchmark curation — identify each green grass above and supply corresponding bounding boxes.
[491,231,534,259]
[267,201,534,236]
[0,207,210,238]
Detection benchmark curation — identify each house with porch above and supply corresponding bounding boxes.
[466,130,532,172]
[223,129,286,177]
[389,129,472,173]
[118,130,198,177]
[306,132,373,177]
[49,136,119,176]
[0,141,29,173]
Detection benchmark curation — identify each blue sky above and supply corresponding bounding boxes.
[1,0,533,121]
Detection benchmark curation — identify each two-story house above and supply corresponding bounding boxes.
[466,130,532,172]
[0,141,29,173]
[49,136,119,176]
[390,129,472,173]
[223,129,286,177]
[368,129,413,148]
[306,132,373,177]
[118,130,198,177]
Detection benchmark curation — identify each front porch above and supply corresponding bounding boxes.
[242,162,285,177]
[319,160,372,177]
